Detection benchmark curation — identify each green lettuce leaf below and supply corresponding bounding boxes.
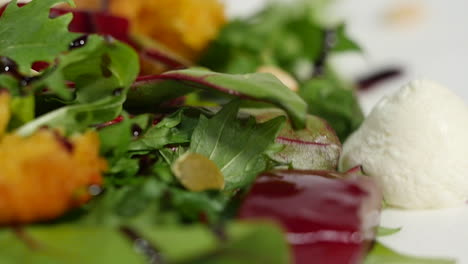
[17,95,125,136]
[199,2,360,78]
[0,0,78,73]
[299,71,364,141]
[189,100,285,191]
[377,226,402,237]
[34,35,139,101]
[0,222,290,264]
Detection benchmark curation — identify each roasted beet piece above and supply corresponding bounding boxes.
[239,169,381,264]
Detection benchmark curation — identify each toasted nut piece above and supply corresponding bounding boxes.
[172,152,224,192]
[257,66,299,92]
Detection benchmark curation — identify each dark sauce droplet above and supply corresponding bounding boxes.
[137,155,157,175]
[132,124,143,137]
[120,227,165,264]
[53,131,74,153]
[0,56,18,74]
[69,35,88,50]
[112,88,124,96]
[211,223,228,242]
[20,76,40,87]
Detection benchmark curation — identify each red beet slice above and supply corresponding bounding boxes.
[239,169,381,264]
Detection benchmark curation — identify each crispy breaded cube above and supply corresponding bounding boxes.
[0,130,107,224]
[74,0,226,61]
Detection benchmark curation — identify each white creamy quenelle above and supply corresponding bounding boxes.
[340,80,468,209]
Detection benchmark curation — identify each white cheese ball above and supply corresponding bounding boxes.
[340,80,468,209]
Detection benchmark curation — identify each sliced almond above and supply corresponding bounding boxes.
[172,152,224,192]
[257,66,299,92]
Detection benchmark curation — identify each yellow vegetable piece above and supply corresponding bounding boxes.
[0,91,11,137]
[172,152,224,192]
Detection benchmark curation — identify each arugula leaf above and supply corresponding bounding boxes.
[0,0,78,73]
[129,108,197,151]
[365,242,456,264]
[128,68,307,128]
[190,100,285,191]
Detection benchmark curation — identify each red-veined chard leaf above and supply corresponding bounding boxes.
[243,108,341,170]
[127,68,307,129]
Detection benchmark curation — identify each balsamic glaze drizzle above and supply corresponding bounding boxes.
[69,35,88,50]
[312,28,337,77]
[357,67,403,90]
[1,56,17,74]
[120,226,165,264]
[131,124,143,137]
[112,87,124,96]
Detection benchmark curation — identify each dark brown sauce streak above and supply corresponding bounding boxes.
[131,124,143,137]
[312,28,337,78]
[52,130,74,153]
[1,56,43,92]
[120,226,165,264]
[210,223,228,242]
[357,67,403,90]
[0,56,21,79]
[13,226,41,250]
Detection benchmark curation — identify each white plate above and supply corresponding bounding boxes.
[225,0,468,263]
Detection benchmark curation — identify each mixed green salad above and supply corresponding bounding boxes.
[0,0,457,263]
